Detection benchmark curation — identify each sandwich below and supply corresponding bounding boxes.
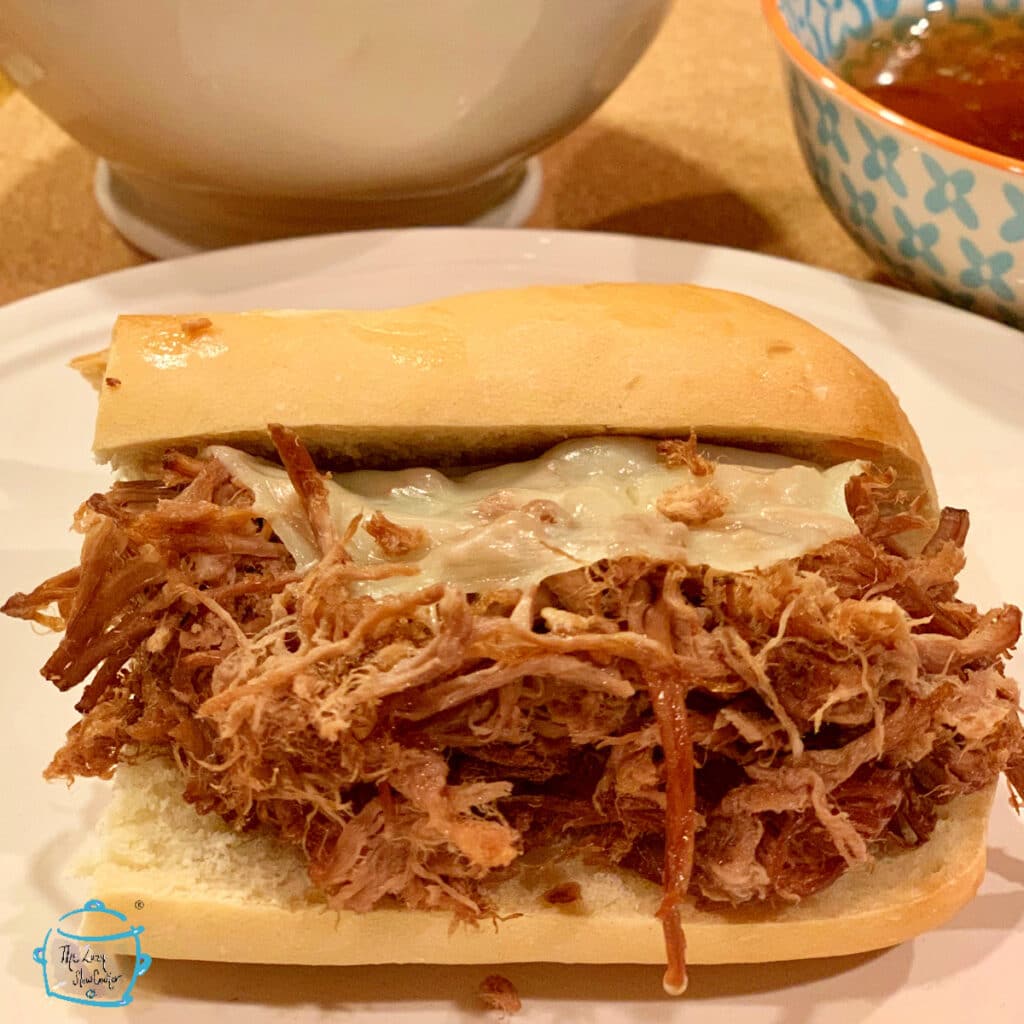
[6,283,1022,995]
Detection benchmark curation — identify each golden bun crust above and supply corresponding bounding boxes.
[80,761,992,966]
[91,284,935,520]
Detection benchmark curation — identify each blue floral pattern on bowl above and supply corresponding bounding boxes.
[768,0,1024,326]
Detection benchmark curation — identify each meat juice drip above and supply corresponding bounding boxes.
[843,11,1024,160]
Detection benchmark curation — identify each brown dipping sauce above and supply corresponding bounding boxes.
[843,12,1024,160]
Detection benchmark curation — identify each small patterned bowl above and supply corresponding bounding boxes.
[762,0,1024,327]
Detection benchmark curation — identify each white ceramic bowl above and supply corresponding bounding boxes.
[763,0,1024,328]
[0,0,669,254]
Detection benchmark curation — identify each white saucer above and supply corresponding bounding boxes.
[94,158,544,260]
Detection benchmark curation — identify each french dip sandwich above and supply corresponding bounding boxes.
[6,283,1023,995]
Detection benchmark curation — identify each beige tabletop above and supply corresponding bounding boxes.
[0,0,884,308]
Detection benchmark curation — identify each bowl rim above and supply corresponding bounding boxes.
[761,0,1024,177]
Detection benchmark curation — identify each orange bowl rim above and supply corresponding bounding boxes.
[761,0,1024,177]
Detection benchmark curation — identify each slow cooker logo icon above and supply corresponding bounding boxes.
[33,899,151,1007]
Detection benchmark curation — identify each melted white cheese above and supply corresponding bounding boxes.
[208,438,863,596]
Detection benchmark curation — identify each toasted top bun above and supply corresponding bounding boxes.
[80,759,992,966]
[89,283,935,518]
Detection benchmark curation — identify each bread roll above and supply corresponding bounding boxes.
[80,759,992,965]
[92,284,934,527]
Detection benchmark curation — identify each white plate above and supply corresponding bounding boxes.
[2,228,1022,1023]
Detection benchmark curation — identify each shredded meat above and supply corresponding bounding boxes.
[542,881,582,905]
[364,511,429,557]
[656,482,729,526]
[4,438,1023,990]
[474,491,565,525]
[478,974,521,1015]
[268,423,336,556]
[181,316,214,339]
[845,465,933,549]
[642,595,696,995]
[657,434,715,476]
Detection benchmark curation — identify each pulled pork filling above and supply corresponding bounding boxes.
[5,433,1024,994]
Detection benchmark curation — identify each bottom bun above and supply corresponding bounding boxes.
[77,759,993,965]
